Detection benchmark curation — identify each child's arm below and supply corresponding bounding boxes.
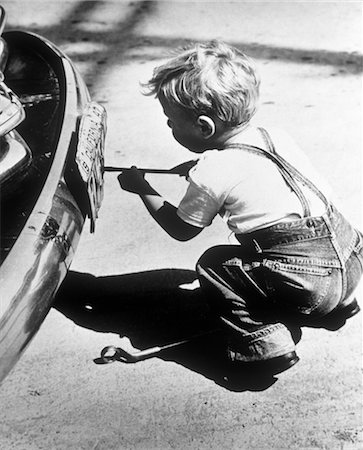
[118,167,202,241]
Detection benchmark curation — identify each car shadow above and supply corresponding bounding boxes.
[54,269,278,392]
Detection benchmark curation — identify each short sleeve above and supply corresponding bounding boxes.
[177,181,219,228]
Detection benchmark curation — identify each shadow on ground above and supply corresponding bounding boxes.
[6,0,361,99]
[54,269,278,392]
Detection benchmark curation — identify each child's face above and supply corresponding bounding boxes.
[158,94,207,153]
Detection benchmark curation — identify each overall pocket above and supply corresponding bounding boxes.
[261,258,339,316]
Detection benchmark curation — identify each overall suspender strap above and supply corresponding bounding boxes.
[225,128,331,218]
[258,127,311,217]
[257,128,331,210]
[225,141,312,217]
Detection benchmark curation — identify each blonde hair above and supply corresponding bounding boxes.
[142,40,260,127]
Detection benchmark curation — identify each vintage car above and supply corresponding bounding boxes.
[0,6,106,383]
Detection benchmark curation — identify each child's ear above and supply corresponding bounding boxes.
[197,115,216,139]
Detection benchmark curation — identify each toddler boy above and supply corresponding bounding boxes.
[119,41,362,376]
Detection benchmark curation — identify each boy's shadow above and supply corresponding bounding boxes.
[54,269,277,392]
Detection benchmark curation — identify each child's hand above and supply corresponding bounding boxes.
[118,166,152,195]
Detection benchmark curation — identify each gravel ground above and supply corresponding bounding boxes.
[0,1,362,449]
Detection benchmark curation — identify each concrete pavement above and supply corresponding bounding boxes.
[0,1,362,449]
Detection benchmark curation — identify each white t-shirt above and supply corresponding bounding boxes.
[177,128,331,234]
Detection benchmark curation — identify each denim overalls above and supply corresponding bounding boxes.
[196,128,363,363]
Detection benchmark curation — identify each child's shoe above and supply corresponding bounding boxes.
[227,323,299,376]
[230,350,299,376]
[321,297,360,331]
[219,350,299,391]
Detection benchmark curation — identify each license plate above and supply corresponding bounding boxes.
[76,102,107,232]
